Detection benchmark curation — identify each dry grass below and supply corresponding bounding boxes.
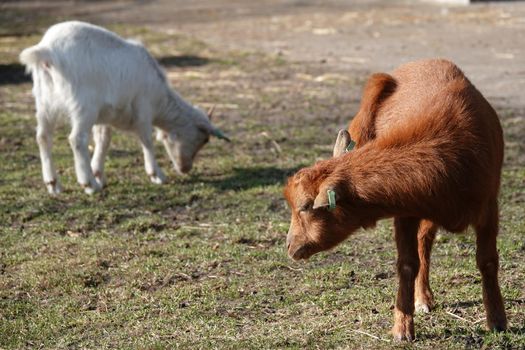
[0,23,524,350]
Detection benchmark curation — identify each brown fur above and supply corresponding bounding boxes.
[284,59,507,340]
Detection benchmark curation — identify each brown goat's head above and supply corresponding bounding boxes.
[283,130,361,260]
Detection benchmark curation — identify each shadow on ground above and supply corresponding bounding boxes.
[443,300,483,309]
[443,298,525,310]
[158,55,211,68]
[0,63,30,85]
[190,166,301,191]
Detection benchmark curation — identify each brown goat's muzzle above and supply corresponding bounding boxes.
[287,232,314,260]
[288,244,313,261]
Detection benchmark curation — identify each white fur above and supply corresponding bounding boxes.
[20,21,219,194]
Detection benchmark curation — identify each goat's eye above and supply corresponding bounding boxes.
[299,203,311,213]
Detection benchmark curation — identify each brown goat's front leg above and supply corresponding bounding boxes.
[475,199,507,331]
[415,220,437,313]
[392,217,420,341]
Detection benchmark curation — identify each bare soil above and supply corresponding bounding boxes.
[4,0,525,108]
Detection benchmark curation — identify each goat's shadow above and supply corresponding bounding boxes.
[418,326,525,345]
[417,298,525,341]
[158,55,211,68]
[442,300,482,309]
[187,166,302,191]
[0,63,30,86]
[442,298,525,309]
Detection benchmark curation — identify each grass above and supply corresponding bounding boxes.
[0,23,524,350]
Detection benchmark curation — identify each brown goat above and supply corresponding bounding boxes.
[284,59,507,341]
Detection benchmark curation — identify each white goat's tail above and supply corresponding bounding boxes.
[19,45,53,73]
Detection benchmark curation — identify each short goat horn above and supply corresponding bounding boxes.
[207,105,216,120]
[333,129,352,157]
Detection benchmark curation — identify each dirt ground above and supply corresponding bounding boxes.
[4,0,525,108]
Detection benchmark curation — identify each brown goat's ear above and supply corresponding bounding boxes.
[313,190,329,209]
[333,129,352,157]
[313,188,336,210]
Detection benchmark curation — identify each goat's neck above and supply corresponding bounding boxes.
[155,90,196,130]
[335,141,448,223]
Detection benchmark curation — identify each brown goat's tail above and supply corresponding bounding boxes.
[350,73,397,145]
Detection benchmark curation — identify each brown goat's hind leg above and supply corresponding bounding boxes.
[475,199,507,331]
[392,217,420,341]
[415,220,437,313]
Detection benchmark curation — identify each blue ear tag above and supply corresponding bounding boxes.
[345,139,356,152]
[327,190,336,211]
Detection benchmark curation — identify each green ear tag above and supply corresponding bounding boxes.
[213,129,231,142]
[327,190,336,211]
[345,139,356,152]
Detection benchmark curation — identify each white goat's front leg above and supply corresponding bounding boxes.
[91,124,112,188]
[69,110,101,194]
[36,113,61,194]
[137,125,166,184]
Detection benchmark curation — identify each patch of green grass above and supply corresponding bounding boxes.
[1,24,524,350]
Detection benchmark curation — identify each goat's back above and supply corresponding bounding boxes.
[349,59,504,229]
[21,21,168,111]
[372,60,486,134]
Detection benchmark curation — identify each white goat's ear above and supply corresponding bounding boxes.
[313,188,337,210]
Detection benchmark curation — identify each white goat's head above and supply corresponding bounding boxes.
[158,105,230,174]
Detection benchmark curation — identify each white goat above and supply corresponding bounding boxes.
[20,21,229,195]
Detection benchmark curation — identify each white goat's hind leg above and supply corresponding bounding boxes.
[36,114,61,194]
[137,126,166,185]
[68,110,101,194]
[91,125,112,188]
